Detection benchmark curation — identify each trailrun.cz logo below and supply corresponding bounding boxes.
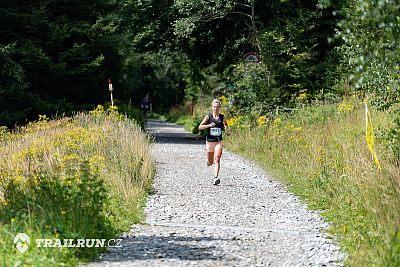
[13,233,123,253]
[14,233,30,253]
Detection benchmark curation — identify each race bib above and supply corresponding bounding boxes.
[210,127,221,136]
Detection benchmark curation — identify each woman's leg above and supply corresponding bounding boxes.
[206,141,215,166]
[214,146,223,178]
[207,152,214,166]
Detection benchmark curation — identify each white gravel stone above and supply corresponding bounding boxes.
[84,120,346,267]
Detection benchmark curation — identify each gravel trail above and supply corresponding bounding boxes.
[85,119,345,267]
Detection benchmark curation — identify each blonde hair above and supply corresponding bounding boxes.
[212,99,221,107]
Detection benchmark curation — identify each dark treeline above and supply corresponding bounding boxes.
[1,0,399,126]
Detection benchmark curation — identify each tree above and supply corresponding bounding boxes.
[0,0,127,123]
[0,44,39,126]
[334,0,400,108]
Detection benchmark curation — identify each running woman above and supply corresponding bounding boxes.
[198,99,230,185]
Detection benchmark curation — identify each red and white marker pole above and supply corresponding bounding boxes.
[108,78,114,107]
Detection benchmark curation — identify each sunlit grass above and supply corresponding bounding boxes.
[225,99,400,266]
[0,106,154,266]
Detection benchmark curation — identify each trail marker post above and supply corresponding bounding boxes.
[108,78,114,107]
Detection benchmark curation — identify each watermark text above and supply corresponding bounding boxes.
[13,233,123,253]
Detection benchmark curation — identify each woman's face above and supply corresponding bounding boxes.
[212,103,221,113]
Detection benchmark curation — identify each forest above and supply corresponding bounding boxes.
[1,0,399,266]
[1,0,398,125]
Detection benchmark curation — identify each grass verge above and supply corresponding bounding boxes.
[225,100,399,266]
[0,105,155,266]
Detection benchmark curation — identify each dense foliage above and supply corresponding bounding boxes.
[2,0,398,126]
[333,0,400,108]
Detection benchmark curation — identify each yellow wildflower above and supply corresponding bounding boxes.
[257,115,268,127]
[273,117,282,127]
[337,102,354,113]
[227,117,239,127]
[219,95,229,106]
[89,105,105,115]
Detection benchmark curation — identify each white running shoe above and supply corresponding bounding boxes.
[213,177,220,185]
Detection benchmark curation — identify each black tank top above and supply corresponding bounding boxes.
[206,113,224,142]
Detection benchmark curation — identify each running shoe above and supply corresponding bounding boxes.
[213,177,220,185]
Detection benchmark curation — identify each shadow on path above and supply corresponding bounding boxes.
[146,119,204,145]
[98,234,225,263]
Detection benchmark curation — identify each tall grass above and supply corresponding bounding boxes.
[225,99,399,266]
[0,106,154,266]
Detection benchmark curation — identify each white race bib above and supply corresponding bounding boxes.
[210,127,221,136]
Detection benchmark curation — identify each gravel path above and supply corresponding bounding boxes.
[85,120,345,267]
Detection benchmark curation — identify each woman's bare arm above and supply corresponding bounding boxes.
[198,114,215,131]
